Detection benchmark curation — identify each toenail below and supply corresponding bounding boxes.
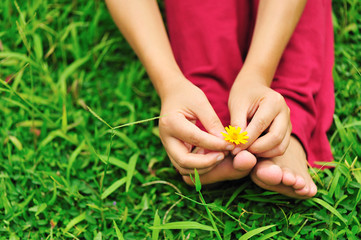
[311,184,318,195]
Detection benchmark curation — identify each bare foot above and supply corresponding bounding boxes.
[250,136,317,199]
[183,149,256,185]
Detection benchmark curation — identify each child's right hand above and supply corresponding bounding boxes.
[158,79,234,176]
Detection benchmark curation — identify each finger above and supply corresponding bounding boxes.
[196,100,228,137]
[166,113,234,151]
[229,102,248,131]
[169,147,220,175]
[243,98,281,147]
[182,156,250,185]
[248,111,290,154]
[172,160,218,176]
[231,99,279,155]
[165,137,225,169]
[229,102,251,155]
[256,126,292,158]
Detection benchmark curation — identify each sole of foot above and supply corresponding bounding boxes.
[250,136,317,199]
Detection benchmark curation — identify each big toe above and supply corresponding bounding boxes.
[233,150,257,171]
[252,160,283,186]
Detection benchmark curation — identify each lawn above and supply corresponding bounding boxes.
[0,0,360,239]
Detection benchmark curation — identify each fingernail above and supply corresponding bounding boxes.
[226,144,234,151]
[232,147,241,155]
[216,154,224,161]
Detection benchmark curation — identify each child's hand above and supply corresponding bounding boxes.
[159,80,234,176]
[228,72,292,158]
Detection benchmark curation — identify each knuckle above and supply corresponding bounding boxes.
[269,147,282,157]
[159,115,171,129]
[280,144,287,155]
[256,118,268,132]
[275,143,287,156]
[248,145,259,154]
[277,145,286,155]
[179,169,189,176]
[198,89,208,100]
[208,117,221,130]
[279,145,287,155]
[273,92,285,103]
[271,132,283,143]
[177,157,187,168]
[188,132,201,146]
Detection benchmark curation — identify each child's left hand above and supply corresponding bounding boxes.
[228,71,292,158]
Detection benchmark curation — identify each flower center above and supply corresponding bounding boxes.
[231,133,238,139]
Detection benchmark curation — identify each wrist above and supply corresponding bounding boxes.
[148,68,187,101]
[234,64,273,87]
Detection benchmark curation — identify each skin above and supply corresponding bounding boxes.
[105,0,317,199]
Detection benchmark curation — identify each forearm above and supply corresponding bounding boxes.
[239,0,307,86]
[105,0,184,99]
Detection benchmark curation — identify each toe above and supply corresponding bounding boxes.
[233,150,257,171]
[282,169,297,186]
[308,183,318,197]
[252,160,283,186]
[293,176,306,190]
[294,185,310,196]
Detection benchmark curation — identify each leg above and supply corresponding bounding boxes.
[165,0,256,184]
[251,0,334,198]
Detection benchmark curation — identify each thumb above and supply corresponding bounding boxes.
[196,101,226,138]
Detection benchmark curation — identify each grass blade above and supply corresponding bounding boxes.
[126,152,140,192]
[66,141,85,181]
[256,231,282,240]
[101,177,127,200]
[17,192,35,209]
[94,232,102,240]
[238,224,275,240]
[194,168,201,192]
[59,55,90,97]
[312,198,347,224]
[152,210,161,240]
[225,182,249,208]
[149,221,214,231]
[328,169,341,198]
[8,136,23,150]
[0,52,39,68]
[113,220,125,240]
[87,106,113,129]
[64,212,86,233]
[113,115,163,129]
[111,130,138,150]
[98,155,128,170]
[0,79,55,125]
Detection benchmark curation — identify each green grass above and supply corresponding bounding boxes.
[0,0,360,239]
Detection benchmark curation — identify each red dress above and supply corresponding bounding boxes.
[165,0,335,168]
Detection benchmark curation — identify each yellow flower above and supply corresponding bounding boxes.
[221,125,249,145]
